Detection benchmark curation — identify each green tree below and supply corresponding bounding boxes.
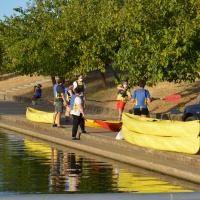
[1,0,200,87]
[114,0,200,86]
[1,0,72,84]
[57,0,122,87]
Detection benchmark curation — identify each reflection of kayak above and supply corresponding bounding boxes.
[24,140,52,159]
[117,169,192,192]
[94,120,122,132]
[122,112,200,154]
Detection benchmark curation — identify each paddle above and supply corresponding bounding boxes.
[152,94,181,102]
[105,100,120,102]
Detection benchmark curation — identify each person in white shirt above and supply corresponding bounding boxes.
[70,87,86,140]
[73,74,86,104]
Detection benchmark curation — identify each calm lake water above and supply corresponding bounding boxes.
[0,128,198,194]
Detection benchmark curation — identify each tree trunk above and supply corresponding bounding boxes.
[51,75,56,85]
[99,70,107,87]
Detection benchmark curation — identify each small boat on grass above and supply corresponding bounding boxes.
[122,112,200,154]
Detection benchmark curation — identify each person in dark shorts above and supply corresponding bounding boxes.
[130,80,151,117]
[53,77,67,128]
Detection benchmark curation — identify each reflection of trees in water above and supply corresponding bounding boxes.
[0,134,50,193]
[79,159,115,193]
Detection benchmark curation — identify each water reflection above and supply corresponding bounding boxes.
[0,131,194,194]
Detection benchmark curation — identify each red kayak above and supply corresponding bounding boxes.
[94,120,122,132]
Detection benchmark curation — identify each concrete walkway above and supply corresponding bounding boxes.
[0,99,200,186]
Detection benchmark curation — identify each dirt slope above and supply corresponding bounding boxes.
[0,72,199,114]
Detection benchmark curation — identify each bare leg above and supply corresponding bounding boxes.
[65,106,70,122]
[118,109,123,120]
[57,112,61,126]
[53,112,58,125]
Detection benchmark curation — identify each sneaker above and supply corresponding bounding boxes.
[57,126,65,128]
[78,132,82,140]
[72,137,80,140]
[81,130,87,133]
[52,124,57,127]
[32,101,36,105]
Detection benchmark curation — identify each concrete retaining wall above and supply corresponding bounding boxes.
[1,192,200,200]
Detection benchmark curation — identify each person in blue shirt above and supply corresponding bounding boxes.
[64,81,74,122]
[130,80,151,117]
[31,84,42,105]
[53,77,67,128]
[53,79,59,98]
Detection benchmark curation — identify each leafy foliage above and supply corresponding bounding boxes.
[1,0,200,86]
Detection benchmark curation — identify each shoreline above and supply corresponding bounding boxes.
[0,100,200,185]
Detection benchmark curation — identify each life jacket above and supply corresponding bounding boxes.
[70,93,78,111]
[76,81,85,92]
[118,89,128,98]
[133,88,149,108]
[65,87,69,100]
[64,88,71,101]
[55,84,64,99]
[53,83,59,98]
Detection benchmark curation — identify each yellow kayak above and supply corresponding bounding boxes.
[85,119,102,128]
[122,113,200,154]
[26,107,56,124]
[26,107,108,129]
[123,113,199,137]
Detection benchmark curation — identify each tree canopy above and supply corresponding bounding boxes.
[0,0,200,86]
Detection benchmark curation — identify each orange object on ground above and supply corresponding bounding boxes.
[94,120,122,132]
